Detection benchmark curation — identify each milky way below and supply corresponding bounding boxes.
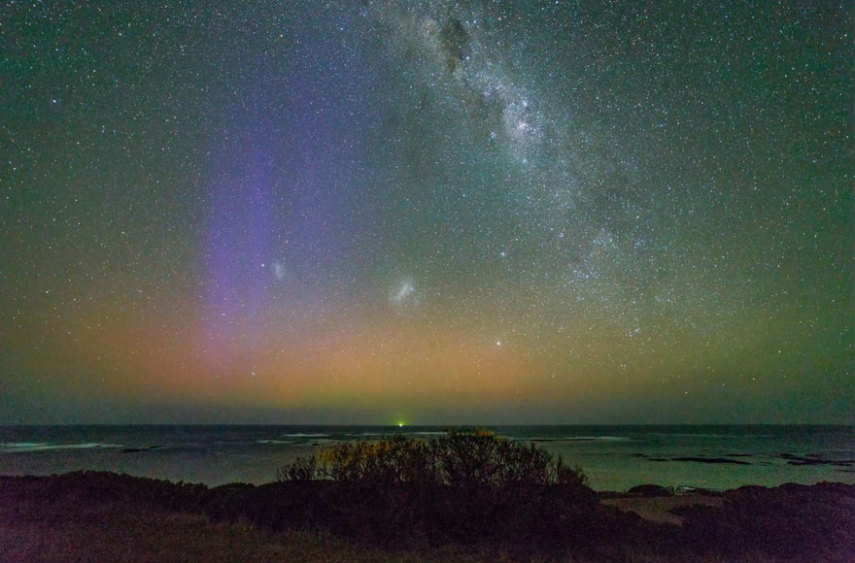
[2,1,852,424]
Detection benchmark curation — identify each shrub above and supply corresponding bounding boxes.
[679,482,855,560]
[275,455,317,482]
[277,427,587,491]
[275,428,597,548]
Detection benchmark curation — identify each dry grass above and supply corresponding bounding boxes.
[3,471,852,562]
[1,492,553,563]
[0,501,484,563]
[0,516,819,563]
[0,502,804,563]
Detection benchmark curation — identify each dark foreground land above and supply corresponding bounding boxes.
[1,471,853,562]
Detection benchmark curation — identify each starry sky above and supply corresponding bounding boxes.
[2,1,852,424]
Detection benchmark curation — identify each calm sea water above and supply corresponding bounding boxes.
[1,425,852,491]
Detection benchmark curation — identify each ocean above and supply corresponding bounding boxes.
[1,425,852,492]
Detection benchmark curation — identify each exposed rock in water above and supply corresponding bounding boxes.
[671,457,751,465]
[628,484,673,497]
[780,453,854,467]
[121,445,162,454]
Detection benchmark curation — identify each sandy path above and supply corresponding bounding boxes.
[601,495,722,525]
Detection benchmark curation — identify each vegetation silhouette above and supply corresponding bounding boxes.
[2,430,854,560]
[278,427,586,488]
[273,428,600,549]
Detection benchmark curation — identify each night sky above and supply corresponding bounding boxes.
[2,1,852,424]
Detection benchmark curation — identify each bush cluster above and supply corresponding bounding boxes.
[678,482,855,560]
[271,428,600,549]
[277,427,586,490]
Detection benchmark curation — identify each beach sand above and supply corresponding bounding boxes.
[601,493,722,525]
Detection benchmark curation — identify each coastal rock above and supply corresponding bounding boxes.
[780,453,854,467]
[121,445,162,454]
[646,456,751,465]
[671,457,751,465]
[628,484,673,497]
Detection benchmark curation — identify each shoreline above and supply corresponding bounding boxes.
[3,423,852,493]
